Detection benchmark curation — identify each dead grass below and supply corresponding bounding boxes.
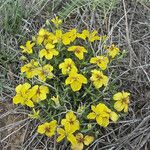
[0,0,150,149]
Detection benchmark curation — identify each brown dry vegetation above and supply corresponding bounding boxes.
[0,0,150,149]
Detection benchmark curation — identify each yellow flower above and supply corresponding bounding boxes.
[106,44,120,58]
[37,120,57,137]
[77,30,87,40]
[68,46,87,60]
[113,91,130,112]
[90,69,108,89]
[37,28,54,45]
[65,71,87,92]
[61,111,80,132]
[87,30,100,42]
[53,29,63,43]
[71,133,94,150]
[77,30,100,42]
[57,125,77,145]
[39,43,59,60]
[62,29,77,45]
[28,108,40,119]
[59,58,78,75]
[51,16,62,28]
[21,60,39,78]
[20,41,35,54]
[87,103,118,127]
[90,56,109,70]
[38,64,53,81]
[31,85,49,103]
[51,95,60,107]
[13,83,36,107]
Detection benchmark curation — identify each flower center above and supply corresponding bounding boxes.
[96,74,102,80]
[109,46,114,51]
[45,127,50,133]
[103,116,109,120]
[44,34,49,39]
[77,137,84,143]
[69,118,74,125]
[75,48,81,54]
[37,88,41,95]
[96,58,103,63]
[27,66,33,72]
[42,70,48,75]
[67,64,72,69]
[73,77,78,81]
[122,97,129,104]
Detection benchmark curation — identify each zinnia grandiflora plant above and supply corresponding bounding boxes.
[13,16,130,149]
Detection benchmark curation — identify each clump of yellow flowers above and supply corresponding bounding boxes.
[13,16,130,149]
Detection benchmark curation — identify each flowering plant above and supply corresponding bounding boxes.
[13,16,130,149]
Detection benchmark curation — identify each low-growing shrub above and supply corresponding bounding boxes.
[13,16,130,149]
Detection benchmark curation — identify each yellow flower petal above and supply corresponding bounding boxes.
[13,95,23,104]
[57,128,65,142]
[45,43,55,49]
[97,62,107,70]
[91,105,96,112]
[71,81,82,91]
[78,74,87,84]
[96,116,110,127]
[68,46,76,51]
[101,117,110,127]
[68,46,87,60]
[82,30,89,37]
[40,85,49,93]
[45,53,53,60]
[65,76,73,85]
[90,57,97,63]
[57,128,65,135]
[74,51,84,60]
[96,116,103,126]
[71,143,83,150]
[84,135,94,145]
[110,112,119,122]
[124,104,128,113]
[113,92,123,101]
[122,91,130,98]
[102,76,109,86]
[37,36,44,45]
[93,81,103,89]
[66,111,76,120]
[76,133,83,139]
[25,99,34,107]
[38,28,46,36]
[37,124,45,134]
[62,37,70,45]
[23,83,31,91]
[57,135,65,142]
[39,49,46,58]
[15,84,23,93]
[67,134,77,145]
[87,112,96,119]
[114,101,124,112]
